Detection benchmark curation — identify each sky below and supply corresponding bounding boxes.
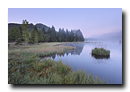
[8,8,122,38]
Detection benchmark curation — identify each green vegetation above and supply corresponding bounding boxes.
[8,19,84,44]
[15,37,22,45]
[8,26,21,42]
[8,43,109,84]
[21,20,29,46]
[92,48,110,56]
[8,55,107,84]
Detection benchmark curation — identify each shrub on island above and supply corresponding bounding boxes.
[92,48,110,56]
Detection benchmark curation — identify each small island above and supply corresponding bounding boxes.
[92,48,110,56]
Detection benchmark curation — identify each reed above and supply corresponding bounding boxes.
[8,42,110,84]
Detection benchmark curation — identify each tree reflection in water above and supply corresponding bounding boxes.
[41,43,111,61]
[91,54,111,65]
[92,54,110,59]
[42,43,85,60]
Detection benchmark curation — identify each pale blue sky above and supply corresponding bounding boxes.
[8,8,122,37]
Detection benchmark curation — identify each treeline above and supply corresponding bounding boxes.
[8,20,84,44]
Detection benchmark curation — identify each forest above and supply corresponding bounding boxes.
[8,20,84,44]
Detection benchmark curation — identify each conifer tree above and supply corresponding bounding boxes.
[58,28,62,42]
[28,29,34,44]
[50,26,56,42]
[34,25,39,43]
[21,19,29,46]
[65,29,69,42]
[44,34,50,42]
[8,26,20,42]
[34,32,38,43]
[19,26,23,41]
[70,30,74,42]
[39,28,44,42]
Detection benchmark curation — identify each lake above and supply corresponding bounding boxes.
[41,41,122,84]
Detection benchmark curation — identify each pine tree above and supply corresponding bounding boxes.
[21,19,29,46]
[55,31,59,42]
[44,34,50,42]
[74,32,78,41]
[34,25,38,31]
[8,27,15,42]
[30,29,35,43]
[65,29,69,42]
[34,32,38,43]
[28,29,34,44]
[19,25,23,41]
[70,30,74,42]
[46,28,52,42]
[61,28,65,42]
[34,25,39,43]
[50,26,56,42]
[8,26,20,42]
[58,28,62,42]
[39,28,44,42]
[15,27,20,41]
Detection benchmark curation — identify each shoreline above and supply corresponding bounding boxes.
[8,42,109,84]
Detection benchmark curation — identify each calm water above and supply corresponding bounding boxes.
[41,41,122,84]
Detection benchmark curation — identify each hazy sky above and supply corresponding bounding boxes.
[8,8,122,38]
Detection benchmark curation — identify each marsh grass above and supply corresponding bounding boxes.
[8,42,109,84]
[9,42,76,58]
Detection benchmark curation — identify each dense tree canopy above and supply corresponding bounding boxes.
[8,26,20,42]
[8,20,84,44]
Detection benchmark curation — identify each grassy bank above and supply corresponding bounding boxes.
[8,42,109,84]
[9,42,76,57]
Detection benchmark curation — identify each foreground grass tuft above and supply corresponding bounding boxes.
[8,55,109,84]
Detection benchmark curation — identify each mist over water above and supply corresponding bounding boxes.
[41,31,122,84]
[85,31,122,42]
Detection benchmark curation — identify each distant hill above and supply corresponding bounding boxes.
[35,23,49,31]
[85,31,122,42]
[8,23,50,32]
[8,23,21,30]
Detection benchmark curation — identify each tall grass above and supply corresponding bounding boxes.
[9,42,76,58]
[8,42,110,84]
[8,53,109,84]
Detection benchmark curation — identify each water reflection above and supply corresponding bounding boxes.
[51,54,56,59]
[41,43,85,60]
[45,50,82,60]
[91,59,111,65]
[42,43,111,60]
[63,43,85,55]
[40,42,122,84]
[91,54,110,59]
[41,42,118,64]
